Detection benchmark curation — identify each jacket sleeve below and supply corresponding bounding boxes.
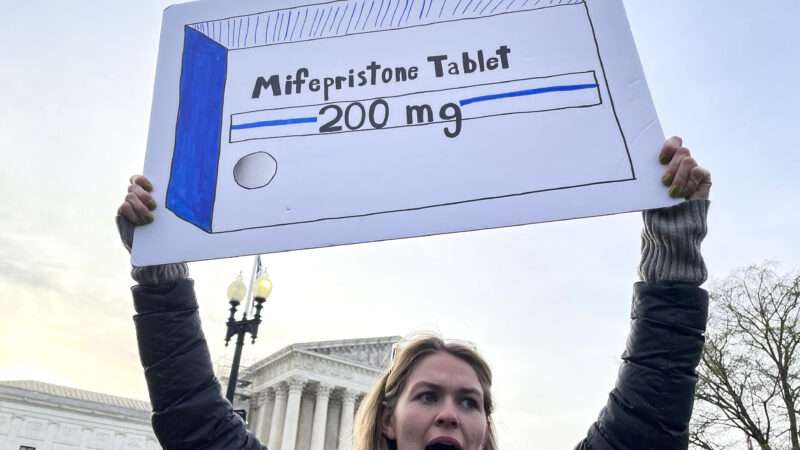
[576,200,710,450]
[132,279,268,450]
[575,282,709,450]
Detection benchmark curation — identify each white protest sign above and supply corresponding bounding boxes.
[133,0,676,266]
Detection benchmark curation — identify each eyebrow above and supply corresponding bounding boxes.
[410,381,483,397]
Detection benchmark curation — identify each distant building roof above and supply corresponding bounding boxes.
[0,380,151,412]
[247,335,401,373]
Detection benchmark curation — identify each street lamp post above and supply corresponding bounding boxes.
[224,268,273,404]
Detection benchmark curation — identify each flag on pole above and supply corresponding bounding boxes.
[255,255,263,278]
[244,255,262,317]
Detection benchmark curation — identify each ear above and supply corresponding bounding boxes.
[381,407,396,440]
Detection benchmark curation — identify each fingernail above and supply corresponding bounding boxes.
[669,186,682,198]
[144,215,154,224]
[143,182,153,192]
[659,154,670,165]
[147,200,157,211]
[661,174,673,186]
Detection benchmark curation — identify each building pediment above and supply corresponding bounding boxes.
[298,336,399,369]
[249,336,399,374]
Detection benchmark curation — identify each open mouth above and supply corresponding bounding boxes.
[426,445,460,450]
[425,438,463,450]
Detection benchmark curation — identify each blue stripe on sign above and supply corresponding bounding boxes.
[459,83,598,106]
[167,27,228,232]
[232,116,318,130]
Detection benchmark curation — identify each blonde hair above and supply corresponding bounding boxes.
[353,335,498,450]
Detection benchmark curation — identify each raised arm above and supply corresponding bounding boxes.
[118,175,267,450]
[576,137,712,450]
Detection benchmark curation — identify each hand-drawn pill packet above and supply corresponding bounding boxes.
[135,0,673,265]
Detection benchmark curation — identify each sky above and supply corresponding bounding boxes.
[1,1,798,448]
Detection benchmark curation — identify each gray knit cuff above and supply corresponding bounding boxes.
[639,200,709,285]
[116,215,189,286]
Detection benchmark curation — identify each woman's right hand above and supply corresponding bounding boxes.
[119,175,157,225]
[116,175,188,281]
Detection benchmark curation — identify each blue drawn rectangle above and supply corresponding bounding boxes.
[166,27,228,232]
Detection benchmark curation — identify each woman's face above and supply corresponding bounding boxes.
[383,352,488,450]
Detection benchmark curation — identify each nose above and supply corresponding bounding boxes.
[434,400,460,428]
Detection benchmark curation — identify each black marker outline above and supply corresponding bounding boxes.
[233,151,279,190]
[187,0,584,50]
[173,0,637,233]
[204,176,635,234]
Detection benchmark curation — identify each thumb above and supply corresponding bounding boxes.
[115,214,135,253]
[688,167,712,201]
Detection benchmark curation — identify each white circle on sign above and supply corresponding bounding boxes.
[233,152,277,189]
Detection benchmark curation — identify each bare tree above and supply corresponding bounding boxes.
[690,264,800,450]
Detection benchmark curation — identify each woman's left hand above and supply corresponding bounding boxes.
[659,136,712,201]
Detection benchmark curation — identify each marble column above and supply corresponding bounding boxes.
[255,389,275,442]
[44,421,58,449]
[296,393,315,450]
[113,432,126,450]
[281,376,307,450]
[309,383,332,450]
[7,416,23,444]
[268,384,289,450]
[338,390,358,450]
[79,427,93,449]
[250,392,262,436]
[324,398,342,450]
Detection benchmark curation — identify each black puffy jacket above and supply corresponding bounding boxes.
[574,282,708,450]
[133,278,706,450]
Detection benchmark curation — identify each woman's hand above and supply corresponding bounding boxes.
[118,175,157,225]
[116,175,187,283]
[659,136,712,201]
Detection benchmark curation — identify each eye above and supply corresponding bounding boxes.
[459,396,480,410]
[416,391,438,404]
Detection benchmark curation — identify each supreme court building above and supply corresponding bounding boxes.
[225,336,400,450]
[0,380,158,450]
[0,336,398,450]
